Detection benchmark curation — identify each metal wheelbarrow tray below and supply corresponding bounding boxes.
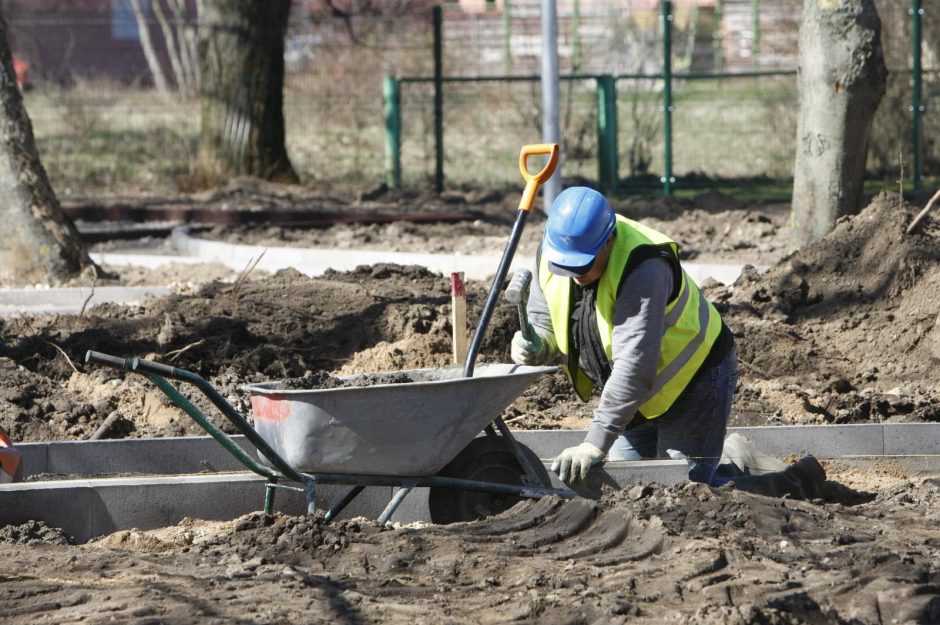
[247,364,554,477]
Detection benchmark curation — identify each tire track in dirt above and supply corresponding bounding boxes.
[1,481,938,624]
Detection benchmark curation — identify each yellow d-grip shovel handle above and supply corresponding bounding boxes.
[517,143,559,213]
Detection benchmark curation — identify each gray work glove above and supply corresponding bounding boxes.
[510,329,549,366]
[551,441,605,483]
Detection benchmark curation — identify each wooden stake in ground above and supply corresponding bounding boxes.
[451,272,467,365]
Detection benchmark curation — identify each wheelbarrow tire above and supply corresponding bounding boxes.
[428,436,550,525]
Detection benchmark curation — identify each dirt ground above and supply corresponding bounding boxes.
[1,184,939,623]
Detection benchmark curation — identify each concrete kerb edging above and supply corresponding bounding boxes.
[16,423,939,478]
[0,474,354,542]
[87,229,760,285]
[6,433,691,542]
[0,234,755,314]
[0,286,172,315]
[170,229,532,280]
[6,423,938,543]
[0,462,684,543]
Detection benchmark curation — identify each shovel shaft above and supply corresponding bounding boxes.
[463,143,558,378]
[463,209,528,377]
[461,143,561,491]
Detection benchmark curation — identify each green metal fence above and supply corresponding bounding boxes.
[384,0,936,198]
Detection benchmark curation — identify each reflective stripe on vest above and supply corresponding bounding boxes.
[539,215,723,418]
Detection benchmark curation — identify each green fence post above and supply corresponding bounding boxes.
[912,0,924,190]
[433,5,444,193]
[596,74,618,193]
[383,76,401,189]
[661,0,674,197]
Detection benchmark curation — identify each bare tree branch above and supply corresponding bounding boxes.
[907,188,940,235]
[129,0,170,95]
[169,0,199,89]
[152,0,189,95]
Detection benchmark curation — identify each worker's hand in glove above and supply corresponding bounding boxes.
[551,441,605,483]
[511,330,548,365]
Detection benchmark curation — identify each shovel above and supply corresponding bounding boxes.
[461,143,559,489]
[463,143,558,376]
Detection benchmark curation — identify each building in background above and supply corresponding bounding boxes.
[4,0,195,85]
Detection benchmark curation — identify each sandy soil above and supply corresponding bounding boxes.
[1,185,939,623]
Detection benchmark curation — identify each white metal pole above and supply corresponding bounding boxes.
[541,0,561,213]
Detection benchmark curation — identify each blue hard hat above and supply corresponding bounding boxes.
[543,187,616,276]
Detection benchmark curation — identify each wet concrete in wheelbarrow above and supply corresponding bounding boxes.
[2,190,940,622]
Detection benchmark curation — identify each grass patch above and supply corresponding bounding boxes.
[15,75,933,203]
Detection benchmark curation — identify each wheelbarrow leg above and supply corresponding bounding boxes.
[264,478,278,514]
[377,482,416,525]
[304,477,317,515]
[490,417,551,488]
[323,485,366,522]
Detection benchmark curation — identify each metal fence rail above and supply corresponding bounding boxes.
[386,0,935,197]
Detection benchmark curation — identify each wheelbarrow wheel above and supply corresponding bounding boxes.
[428,435,550,525]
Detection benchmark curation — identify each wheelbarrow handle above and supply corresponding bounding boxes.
[85,349,307,484]
[85,350,133,371]
[517,143,559,213]
[85,350,178,379]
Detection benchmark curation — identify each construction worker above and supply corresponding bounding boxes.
[512,186,825,499]
[0,426,22,483]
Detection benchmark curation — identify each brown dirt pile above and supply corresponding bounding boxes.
[2,193,939,441]
[2,479,937,623]
[711,192,940,426]
[0,263,514,441]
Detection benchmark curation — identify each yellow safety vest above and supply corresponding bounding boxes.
[539,215,723,418]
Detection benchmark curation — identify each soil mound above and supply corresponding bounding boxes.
[0,520,73,545]
[5,478,932,624]
[0,263,519,441]
[718,193,940,425]
[5,194,939,440]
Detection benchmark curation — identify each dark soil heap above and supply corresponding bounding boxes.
[716,193,940,425]
[0,263,512,441]
[1,193,938,442]
[5,478,938,624]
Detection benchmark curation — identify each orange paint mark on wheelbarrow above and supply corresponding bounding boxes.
[251,395,292,421]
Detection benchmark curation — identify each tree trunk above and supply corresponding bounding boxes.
[790,0,886,250]
[195,0,298,184]
[0,10,96,285]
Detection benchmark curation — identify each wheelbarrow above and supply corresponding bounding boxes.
[85,143,571,524]
[84,353,571,523]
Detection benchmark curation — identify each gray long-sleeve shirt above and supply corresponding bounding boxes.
[528,257,674,453]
